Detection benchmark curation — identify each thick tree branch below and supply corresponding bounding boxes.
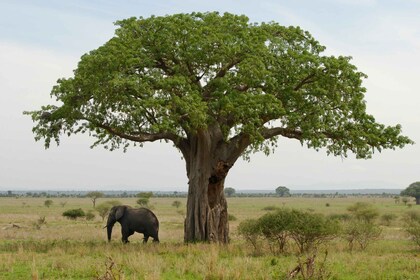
[225,133,251,163]
[261,127,303,140]
[293,73,317,91]
[90,120,184,145]
[155,57,175,76]
[215,58,242,79]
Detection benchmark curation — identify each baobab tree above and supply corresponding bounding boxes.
[25,12,412,243]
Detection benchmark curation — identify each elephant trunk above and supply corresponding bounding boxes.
[106,217,116,242]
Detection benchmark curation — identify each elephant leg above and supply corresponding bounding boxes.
[121,228,134,243]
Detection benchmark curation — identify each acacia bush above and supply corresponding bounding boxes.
[262,205,280,211]
[62,208,86,220]
[258,208,295,254]
[403,211,420,248]
[380,213,397,226]
[237,219,261,252]
[288,210,339,253]
[86,210,96,221]
[343,220,382,250]
[347,202,379,223]
[96,201,122,221]
[238,208,339,254]
[342,202,382,250]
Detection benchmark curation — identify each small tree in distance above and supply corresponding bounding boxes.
[172,200,182,209]
[401,182,420,205]
[136,192,153,207]
[275,186,291,197]
[44,200,53,208]
[96,201,122,221]
[86,191,104,208]
[224,187,236,197]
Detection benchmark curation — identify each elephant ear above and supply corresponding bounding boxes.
[115,206,126,220]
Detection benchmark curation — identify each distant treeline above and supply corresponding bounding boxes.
[0,190,401,198]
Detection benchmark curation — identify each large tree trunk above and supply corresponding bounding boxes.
[183,129,232,243]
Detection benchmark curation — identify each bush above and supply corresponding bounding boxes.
[86,210,96,221]
[258,208,295,254]
[63,208,86,220]
[96,201,122,221]
[136,198,149,207]
[262,206,279,211]
[238,219,261,251]
[239,208,339,254]
[287,210,339,253]
[228,214,237,221]
[343,220,382,250]
[328,213,351,221]
[44,200,53,208]
[347,202,379,223]
[172,200,181,208]
[380,213,397,226]
[403,211,420,248]
[342,202,382,251]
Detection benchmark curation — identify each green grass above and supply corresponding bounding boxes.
[1,196,420,279]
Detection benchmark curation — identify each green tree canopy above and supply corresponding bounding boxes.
[401,182,420,205]
[224,187,236,197]
[275,186,291,197]
[25,12,412,243]
[86,191,104,208]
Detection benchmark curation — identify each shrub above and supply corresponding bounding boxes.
[228,214,237,221]
[287,210,339,253]
[172,200,181,208]
[238,219,261,251]
[33,216,47,230]
[343,220,382,250]
[136,198,149,207]
[262,205,279,211]
[44,200,53,208]
[347,202,379,223]
[343,202,382,250]
[380,213,397,226]
[136,192,153,207]
[328,213,351,221]
[403,211,420,248]
[239,208,339,254]
[63,208,86,220]
[86,210,96,221]
[258,208,295,254]
[96,201,122,221]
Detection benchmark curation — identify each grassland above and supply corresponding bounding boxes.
[0,196,419,279]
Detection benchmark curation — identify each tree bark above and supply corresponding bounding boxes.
[183,129,232,243]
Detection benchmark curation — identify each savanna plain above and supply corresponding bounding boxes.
[0,195,419,279]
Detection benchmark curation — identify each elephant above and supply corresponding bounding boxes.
[106,205,159,243]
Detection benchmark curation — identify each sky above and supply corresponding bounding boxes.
[0,0,419,191]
